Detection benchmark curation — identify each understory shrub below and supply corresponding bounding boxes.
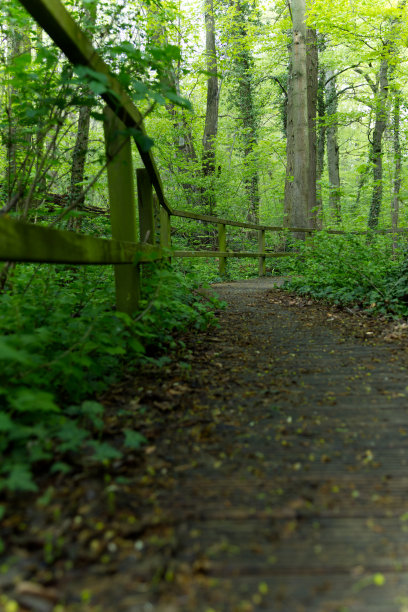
[282,232,408,317]
[0,262,221,493]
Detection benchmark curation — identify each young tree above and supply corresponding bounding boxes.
[227,0,260,224]
[202,0,219,214]
[325,69,340,222]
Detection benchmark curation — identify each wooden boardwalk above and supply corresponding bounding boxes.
[4,278,408,612]
[54,278,408,612]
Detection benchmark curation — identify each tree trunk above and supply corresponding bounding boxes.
[284,0,318,235]
[325,70,341,222]
[5,31,32,212]
[202,0,219,214]
[368,59,389,230]
[316,66,326,228]
[392,91,401,249]
[231,0,260,225]
[67,1,97,228]
[68,104,91,218]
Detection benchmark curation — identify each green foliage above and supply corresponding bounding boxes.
[283,233,408,317]
[0,262,220,492]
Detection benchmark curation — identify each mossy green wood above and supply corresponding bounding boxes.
[218,223,227,276]
[137,169,155,245]
[172,209,313,233]
[258,229,266,276]
[18,0,171,214]
[173,250,293,258]
[0,216,162,264]
[104,107,140,314]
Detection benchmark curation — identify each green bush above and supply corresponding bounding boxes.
[282,233,408,317]
[0,262,221,492]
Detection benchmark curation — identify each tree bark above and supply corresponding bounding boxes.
[68,104,91,212]
[316,66,326,228]
[325,70,341,222]
[202,0,219,214]
[67,1,97,228]
[367,58,389,229]
[284,0,318,235]
[231,0,260,224]
[392,91,401,245]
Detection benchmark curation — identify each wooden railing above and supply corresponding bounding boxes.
[1,0,407,314]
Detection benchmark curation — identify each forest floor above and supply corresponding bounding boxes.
[4,278,408,611]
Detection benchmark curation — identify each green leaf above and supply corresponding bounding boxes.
[0,337,30,364]
[123,429,147,449]
[129,338,145,354]
[0,465,38,492]
[0,412,14,432]
[50,462,72,474]
[128,128,154,152]
[56,421,88,452]
[9,389,60,414]
[88,441,122,461]
[164,90,192,110]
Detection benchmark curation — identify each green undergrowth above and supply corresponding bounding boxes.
[0,262,222,495]
[280,232,408,317]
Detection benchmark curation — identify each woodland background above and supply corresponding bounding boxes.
[2,0,408,494]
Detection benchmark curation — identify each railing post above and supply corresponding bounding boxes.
[103,106,140,314]
[258,229,266,276]
[218,223,227,276]
[160,207,171,262]
[137,168,155,245]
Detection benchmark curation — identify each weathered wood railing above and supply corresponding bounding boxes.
[1,0,408,315]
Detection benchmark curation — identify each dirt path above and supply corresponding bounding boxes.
[4,278,408,612]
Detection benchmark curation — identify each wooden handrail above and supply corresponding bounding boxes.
[18,0,172,215]
[173,250,293,258]
[172,209,408,235]
[0,216,162,265]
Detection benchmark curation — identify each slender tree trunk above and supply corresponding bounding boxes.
[67,2,97,228]
[68,104,91,213]
[284,0,318,235]
[392,91,401,251]
[368,58,389,229]
[202,0,219,214]
[316,66,326,228]
[325,70,341,222]
[5,31,32,211]
[231,1,260,225]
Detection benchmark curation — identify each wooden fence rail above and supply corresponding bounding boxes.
[1,0,408,314]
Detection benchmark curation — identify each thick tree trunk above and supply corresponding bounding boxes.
[284,0,318,235]
[202,0,219,214]
[325,70,341,222]
[368,59,389,230]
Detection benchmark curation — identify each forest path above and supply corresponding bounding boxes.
[5,278,408,612]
